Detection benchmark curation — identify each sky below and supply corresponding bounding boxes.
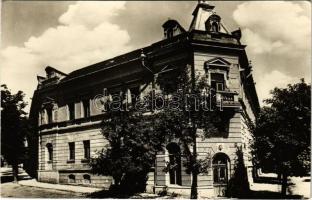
[1,1,311,113]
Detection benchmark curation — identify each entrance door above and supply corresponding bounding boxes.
[212,153,230,197]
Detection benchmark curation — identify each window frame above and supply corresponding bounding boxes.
[68,103,75,121]
[82,99,90,118]
[83,140,90,160]
[46,143,53,162]
[166,143,182,186]
[68,142,75,161]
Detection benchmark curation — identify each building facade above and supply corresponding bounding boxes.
[30,2,259,198]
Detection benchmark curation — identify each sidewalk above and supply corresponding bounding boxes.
[18,179,102,194]
[1,167,101,194]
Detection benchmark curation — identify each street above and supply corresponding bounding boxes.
[0,167,310,198]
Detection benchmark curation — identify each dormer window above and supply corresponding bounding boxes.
[205,14,221,33]
[211,22,219,32]
[40,102,57,125]
[166,28,174,39]
[162,19,186,39]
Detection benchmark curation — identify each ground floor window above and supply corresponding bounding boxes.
[166,143,182,185]
[83,174,91,184]
[212,153,230,184]
[68,174,75,183]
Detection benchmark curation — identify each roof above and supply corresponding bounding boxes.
[61,47,149,83]
[162,19,186,33]
[45,66,67,76]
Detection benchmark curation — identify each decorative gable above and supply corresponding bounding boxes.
[205,57,230,69]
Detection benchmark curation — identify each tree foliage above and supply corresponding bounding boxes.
[153,66,227,198]
[1,84,28,182]
[90,107,165,194]
[91,66,231,198]
[252,79,310,196]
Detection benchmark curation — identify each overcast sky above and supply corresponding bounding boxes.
[1,1,311,112]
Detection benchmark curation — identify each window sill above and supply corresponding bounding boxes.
[81,159,90,163]
[67,160,75,164]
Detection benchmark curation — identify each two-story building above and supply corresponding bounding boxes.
[29,2,259,197]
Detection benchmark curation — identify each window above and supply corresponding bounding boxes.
[69,142,75,160]
[166,143,182,185]
[46,143,53,162]
[165,28,174,39]
[46,107,53,124]
[68,103,75,120]
[211,73,225,91]
[213,153,230,185]
[216,83,224,91]
[211,22,219,32]
[83,174,91,184]
[130,87,140,106]
[82,99,90,118]
[68,174,75,183]
[83,140,90,160]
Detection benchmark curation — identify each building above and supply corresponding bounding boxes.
[29,1,259,198]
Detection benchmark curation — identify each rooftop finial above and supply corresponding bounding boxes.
[198,0,209,5]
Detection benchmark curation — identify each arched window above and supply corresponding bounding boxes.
[46,143,53,162]
[166,143,182,185]
[68,174,75,183]
[211,22,219,32]
[212,153,230,185]
[83,174,91,184]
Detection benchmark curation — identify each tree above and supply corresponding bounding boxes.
[153,67,226,199]
[252,79,310,197]
[90,97,165,195]
[91,66,231,198]
[1,84,28,182]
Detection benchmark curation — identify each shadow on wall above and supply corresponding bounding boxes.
[87,171,149,198]
[225,147,250,198]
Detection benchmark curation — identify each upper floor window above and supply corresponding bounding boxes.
[83,140,90,160]
[46,107,53,124]
[68,142,75,160]
[205,57,230,92]
[211,73,225,92]
[82,99,90,118]
[46,143,53,162]
[68,103,75,120]
[130,87,140,106]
